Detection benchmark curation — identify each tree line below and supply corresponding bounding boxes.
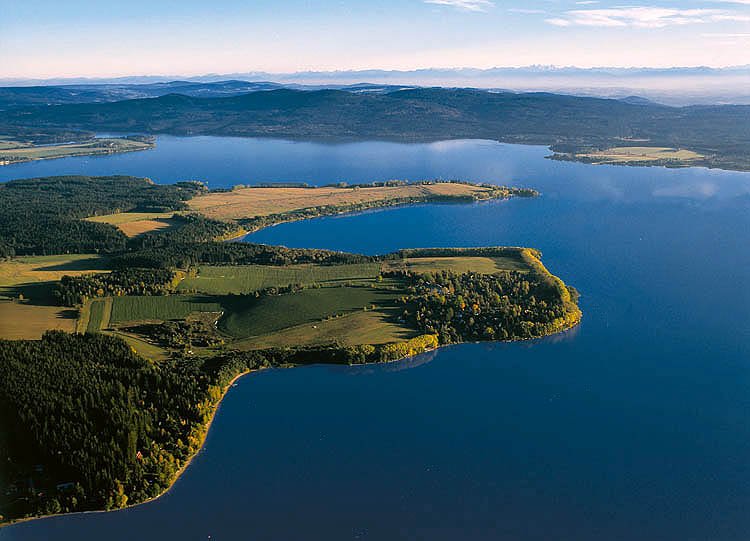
[55,268,177,306]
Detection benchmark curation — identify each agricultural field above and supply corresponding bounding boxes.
[218,286,401,339]
[237,308,416,350]
[86,212,179,237]
[109,331,171,361]
[0,254,107,301]
[178,262,382,294]
[385,255,528,274]
[109,295,223,324]
[0,301,77,339]
[576,146,704,164]
[188,183,500,220]
[85,298,113,332]
[0,137,153,165]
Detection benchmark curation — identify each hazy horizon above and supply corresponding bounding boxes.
[3,0,750,79]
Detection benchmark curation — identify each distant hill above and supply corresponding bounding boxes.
[0,81,413,111]
[2,87,750,171]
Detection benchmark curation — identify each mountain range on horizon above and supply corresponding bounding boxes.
[4,65,750,106]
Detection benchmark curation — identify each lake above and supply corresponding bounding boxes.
[3,137,750,540]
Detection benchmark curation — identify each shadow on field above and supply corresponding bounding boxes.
[1,281,60,306]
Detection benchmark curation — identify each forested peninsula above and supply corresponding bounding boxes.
[0,175,579,525]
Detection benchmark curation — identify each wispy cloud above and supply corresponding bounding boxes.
[424,0,495,12]
[508,8,546,14]
[575,1,599,4]
[546,6,750,28]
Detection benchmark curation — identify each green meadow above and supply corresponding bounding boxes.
[177,263,382,294]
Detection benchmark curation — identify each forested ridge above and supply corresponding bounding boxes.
[2,88,749,170]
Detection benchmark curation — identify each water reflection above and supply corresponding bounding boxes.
[1,136,749,205]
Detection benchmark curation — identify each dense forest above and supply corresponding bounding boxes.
[0,176,206,257]
[397,269,580,343]
[0,332,442,521]
[2,88,749,170]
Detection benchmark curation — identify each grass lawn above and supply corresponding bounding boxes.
[109,295,223,324]
[178,263,381,295]
[218,286,401,339]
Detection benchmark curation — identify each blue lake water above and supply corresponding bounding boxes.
[3,137,750,540]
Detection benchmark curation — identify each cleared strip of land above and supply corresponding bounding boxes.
[188,183,509,220]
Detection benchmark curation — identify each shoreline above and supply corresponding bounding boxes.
[0,368,256,530]
[0,314,583,530]
[0,140,155,167]
[215,184,534,243]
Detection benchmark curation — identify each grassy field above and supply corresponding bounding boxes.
[0,254,107,301]
[178,263,382,294]
[385,255,527,274]
[109,331,171,361]
[0,301,77,339]
[86,298,113,332]
[236,308,415,350]
[0,137,153,165]
[218,286,400,339]
[578,146,704,164]
[109,295,223,324]
[188,183,499,220]
[86,212,179,237]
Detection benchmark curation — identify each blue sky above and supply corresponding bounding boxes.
[2,0,749,77]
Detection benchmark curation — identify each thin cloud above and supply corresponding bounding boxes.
[424,0,495,12]
[575,1,599,4]
[546,6,750,28]
[508,8,546,14]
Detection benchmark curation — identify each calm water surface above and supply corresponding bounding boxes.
[3,138,750,540]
